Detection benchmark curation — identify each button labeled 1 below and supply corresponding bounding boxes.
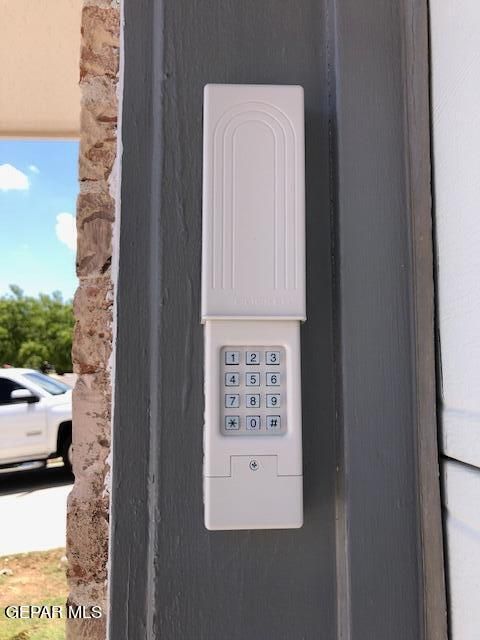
[225,351,240,365]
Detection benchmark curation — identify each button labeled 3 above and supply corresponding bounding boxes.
[266,351,280,365]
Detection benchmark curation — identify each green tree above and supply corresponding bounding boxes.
[0,285,74,373]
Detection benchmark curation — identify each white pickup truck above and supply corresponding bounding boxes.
[0,368,72,473]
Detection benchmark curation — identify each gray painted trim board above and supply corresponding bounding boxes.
[110,1,447,638]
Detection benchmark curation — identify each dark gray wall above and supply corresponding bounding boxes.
[331,2,446,637]
[110,1,446,639]
[111,1,336,639]
[332,2,420,637]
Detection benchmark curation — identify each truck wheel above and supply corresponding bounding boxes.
[61,433,73,475]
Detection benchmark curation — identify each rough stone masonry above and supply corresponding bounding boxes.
[67,1,120,638]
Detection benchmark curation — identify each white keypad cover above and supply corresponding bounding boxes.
[220,346,287,435]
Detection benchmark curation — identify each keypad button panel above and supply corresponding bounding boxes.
[220,346,287,435]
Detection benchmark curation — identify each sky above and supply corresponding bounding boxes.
[0,140,79,301]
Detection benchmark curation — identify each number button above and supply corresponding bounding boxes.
[266,351,280,365]
[225,416,240,430]
[266,416,281,431]
[266,372,280,386]
[246,351,260,365]
[225,394,240,408]
[246,416,261,431]
[225,351,240,365]
[246,394,260,408]
[225,372,239,386]
[246,372,260,386]
[266,394,281,408]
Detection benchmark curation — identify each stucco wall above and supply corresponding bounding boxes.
[0,0,82,137]
[67,1,120,638]
[430,1,480,638]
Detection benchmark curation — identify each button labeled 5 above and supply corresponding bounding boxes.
[246,372,260,386]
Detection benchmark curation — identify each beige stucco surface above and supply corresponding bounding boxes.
[0,0,81,138]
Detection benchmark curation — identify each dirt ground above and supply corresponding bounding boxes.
[0,549,67,640]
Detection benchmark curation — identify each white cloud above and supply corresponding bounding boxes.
[55,213,77,252]
[0,163,30,191]
[28,164,40,174]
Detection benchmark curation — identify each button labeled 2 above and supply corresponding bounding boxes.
[246,372,260,386]
[246,351,260,364]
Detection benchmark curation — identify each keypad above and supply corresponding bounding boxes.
[220,346,287,436]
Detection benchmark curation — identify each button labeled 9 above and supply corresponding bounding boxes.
[266,394,280,408]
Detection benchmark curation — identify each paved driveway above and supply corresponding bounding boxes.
[0,463,73,556]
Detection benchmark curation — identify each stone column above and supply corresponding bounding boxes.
[67,2,120,638]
